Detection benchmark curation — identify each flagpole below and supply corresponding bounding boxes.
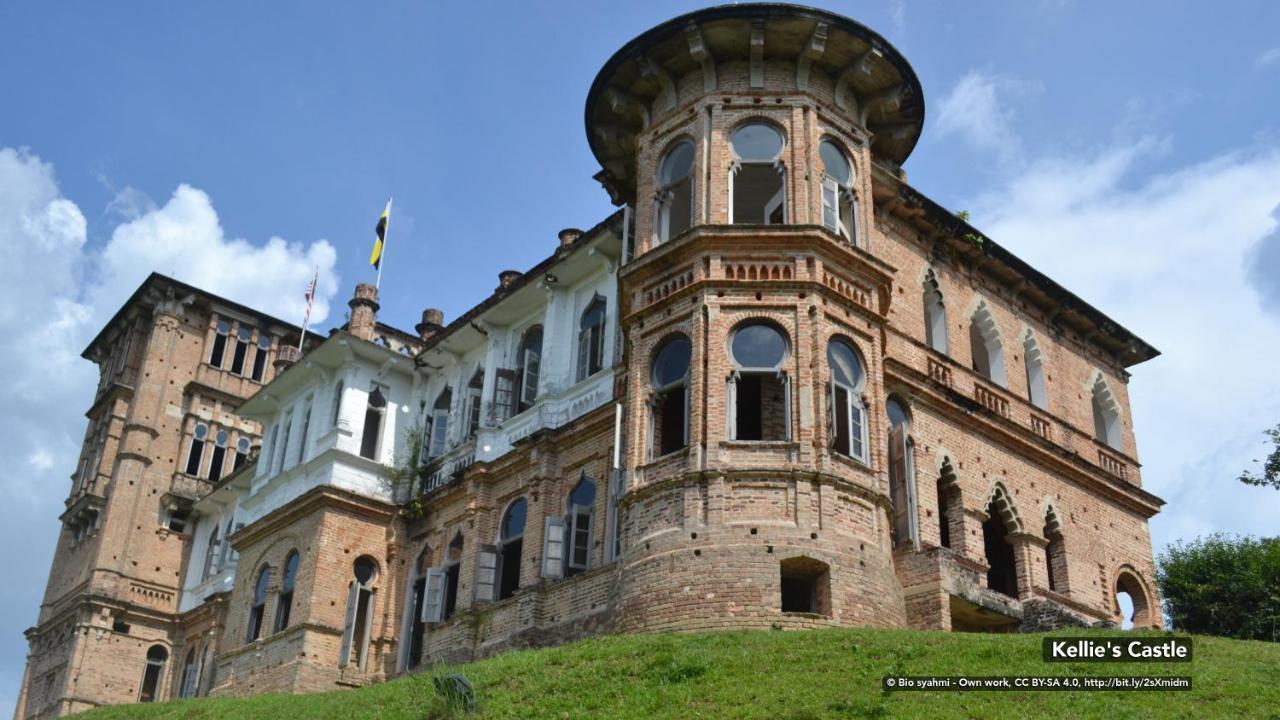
[298,265,318,353]
[375,197,392,292]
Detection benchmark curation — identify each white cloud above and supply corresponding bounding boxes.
[1256,47,1280,68]
[964,140,1280,555]
[0,147,340,716]
[934,71,1038,166]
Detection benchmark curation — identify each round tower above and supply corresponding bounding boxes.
[590,4,924,632]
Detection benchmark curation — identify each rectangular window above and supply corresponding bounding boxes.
[277,419,292,473]
[493,369,516,423]
[731,373,788,441]
[443,561,460,619]
[185,436,205,477]
[541,515,566,579]
[520,350,540,409]
[428,408,449,458]
[167,508,190,533]
[821,176,839,232]
[207,444,226,481]
[654,386,688,456]
[465,390,481,437]
[296,402,312,465]
[567,505,592,574]
[208,320,230,368]
[229,327,251,375]
[251,335,271,382]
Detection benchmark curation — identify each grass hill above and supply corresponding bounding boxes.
[80,627,1279,719]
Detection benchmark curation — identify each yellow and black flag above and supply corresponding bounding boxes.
[370,198,392,270]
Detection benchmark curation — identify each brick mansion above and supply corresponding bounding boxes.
[16,4,1166,717]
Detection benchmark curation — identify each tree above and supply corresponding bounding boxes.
[1156,534,1280,642]
[1239,424,1280,490]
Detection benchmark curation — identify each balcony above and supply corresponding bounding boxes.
[1030,415,1051,440]
[927,357,952,387]
[973,383,1010,419]
[419,440,475,496]
[1097,449,1128,480]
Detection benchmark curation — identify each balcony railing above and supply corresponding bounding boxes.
[419,441,476,496]
[927,357,952,387]
[1097,449,1128,480]
[1030,415,1051,440]
[974,384,1010,418]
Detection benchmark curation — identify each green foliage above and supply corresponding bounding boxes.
[79,627,1280,719]
[383,420,424,515]
[952,209,985,250]
[1239,423,1280,490]
[1157,533,1280,642]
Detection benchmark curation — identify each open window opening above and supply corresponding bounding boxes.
[138,645,168,703]
[923,270,949,355]
[184,423,208,477]
[656,140,694,243]
[982,490,1020,598]
[443,532,462,619]
[233,436,251,472]
[819,139,858,243]
[566,476,596,577]
[246,565,270,642]
[779,557,831,616]
[498,499,526,600]
[936,457,962,550]
[407,547,430,669]
[359,387,387,460]
[1091,374,1122,450]
[729,123,786,224]
[515,325,543,415]
[1115,570,1152,630]
[969,301,1007,386]
[340,556,379,669]
[650,334,691,457]
[886,398,919,548]
[465,369,484,437]
[251,334,271,382]
[295,401,312,466]
[427,388,452,458]
[273,551,299,633]
[576,296,607,382]
[728,321,790,441]
[276,417,292,474]
[1044,509,1067,594]
[179,646,200,699]
[166,506,191,534]
[208,320,230,368]
[229,326,252,375]
[201,524,220,581]
[207,429,229,481]
[827,337,867,461]
[1024,330,1047,409]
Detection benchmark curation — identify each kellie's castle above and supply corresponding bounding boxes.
[16,4,1165,717]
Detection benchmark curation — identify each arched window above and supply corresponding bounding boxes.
[201,524,220,581]
[969,301,1007,386]
[1044,508,1066,594]
[207,428,230,481]
[498,499,526,600]
[359,387,387,460]
[566,477,597,576]
[246,565,270,642]
[251,333,272,382]
[230,325,252,375]
[340,556,379,669]
[827,338,867,461]
[1114,570,1152,629]
[1091,374,1122,450]
[465,369,484,437]
[655,140,695,243]
[406,546,431,669]
[923,270,949,355]
[217,518,236,570]
[728,321,790,441]
[273,551,299,633]
[1024,330,1047,409]
[427,388,452,458]
[729,122,786,224]
[330,379,345,429]
[886,398,919,548]
[138,645,168,703]
[208,319,231,368]
[443,532,463,619]
[982,487,1020,598]
[650,334,692,457]
[576,296,608,382]
[184,422,208,477]
[819,139,857,243]
[233,436,252,471]
[179,645,200,698]
[515,325,543,414]
[936,457,961,550]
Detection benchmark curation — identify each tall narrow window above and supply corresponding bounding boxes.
[340,556,379,669]
[296,401,312,465]
[650,334,692,457]
[982,495,1018,598]
[493,369,517,423]
[330,380,345,428]
[207,429,229,481]
[819,139,857,243]
[229,326,252,375]
[1024,330,1047,409]
[273,551,299,633]
[729,123,786,224]
[251,334,271,382]
[827,338,867,461]
[655,140,694,243]
[1091,375,1122,449]
[576,296,607,382]
[465,370,483,437]
[887,398,919,548]
[936,458,962,551]
[427,389,452,458]
[443,532,463,619]
[208,320,230,368]
[516,325,543,413]
[233,436,251,471]
[360,387,387,460]
[923,270,948,354]
[246,566,270,642]
[969,301,1007,386]
[407,547,431,668]
[277,418,293,473]
[201,524,220,581]
[179,646,199,698]
[1044,512,1066,594]
[727,321,790,441]
[217,519,236,570]
[184,423,208,477]
[498,499,526,600]
[138,645,168,703]
[566,477,596,576]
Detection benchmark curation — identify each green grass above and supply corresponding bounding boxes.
[81,628,1280,719]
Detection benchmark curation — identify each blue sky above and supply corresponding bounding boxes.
[1,1,1279,714]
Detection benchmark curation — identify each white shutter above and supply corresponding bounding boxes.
[645,398,656,461]
[521,350,540,406]
[542,516,566,578]
[726,374,738,440]
[826,381,837,449]
[357,588,376,669]
[338,581,358,667]
[821,176,839,232]
[889,425,919,549]
[474,546,498,603]
[422,568,446,623]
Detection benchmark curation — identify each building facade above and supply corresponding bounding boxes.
[16,4,1166,716]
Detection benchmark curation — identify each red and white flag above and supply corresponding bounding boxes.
[298,267,318,351]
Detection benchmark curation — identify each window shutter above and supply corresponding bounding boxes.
[429,411,449,457]
[681,384,690,447]
[888,425,919,548]
[422,568,446,623]
[726,374,738,440]
[338,581,358,667]
[821,176,839,232]
[474,546,499,603]
[576,330,590,382]
[542,515,566,578]
[645,398,656,461]
[765,182,785,225]
[357,588,376,669]
[782,372,792,441]
[852,401,866,461]
[570,505,593,570]
[826,381,836,449]
[606,469,624,563]
[522,351,540,406]
[903,434,920,547]
[495,369,517,421]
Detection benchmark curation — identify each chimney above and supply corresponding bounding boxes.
[497,270,522,292]
[347,283,379,342]
[558,227,583,249]
[415,308,445,343]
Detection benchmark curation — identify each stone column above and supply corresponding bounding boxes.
[348,283,379,341]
